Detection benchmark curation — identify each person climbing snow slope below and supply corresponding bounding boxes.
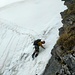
[32,39,45,59]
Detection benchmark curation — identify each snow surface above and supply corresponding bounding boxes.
[0,0,23,8]
[0,0,66,75]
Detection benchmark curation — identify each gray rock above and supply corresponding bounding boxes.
[42,0,75,75]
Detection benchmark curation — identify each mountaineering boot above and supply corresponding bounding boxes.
[32,53,35,60]
[35,52,38,58]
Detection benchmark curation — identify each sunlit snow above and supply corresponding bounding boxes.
[0,0,66,75]
[0,0,23,8]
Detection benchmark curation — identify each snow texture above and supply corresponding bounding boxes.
[0,0,66,75]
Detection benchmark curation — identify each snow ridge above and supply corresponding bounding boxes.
[0,0,66,75]
[0,15,62,75]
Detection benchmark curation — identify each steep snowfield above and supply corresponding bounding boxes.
[0,0,23,8]
[0,0,66,75]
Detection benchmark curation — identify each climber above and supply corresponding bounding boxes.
[32,39,45,59]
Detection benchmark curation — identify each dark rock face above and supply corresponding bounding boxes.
[43,56,61,75]
[43,0,75,75]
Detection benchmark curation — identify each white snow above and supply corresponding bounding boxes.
[0,0,23,8]
[0,0,66,75]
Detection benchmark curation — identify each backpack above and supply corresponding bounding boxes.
[33,39,41,45]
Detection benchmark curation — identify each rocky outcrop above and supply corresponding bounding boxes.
[43,0,75,75]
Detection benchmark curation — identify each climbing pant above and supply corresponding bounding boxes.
[32,45,39,59]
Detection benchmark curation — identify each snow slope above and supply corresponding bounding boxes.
[0,0,23,8]
[0,0,66,75]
